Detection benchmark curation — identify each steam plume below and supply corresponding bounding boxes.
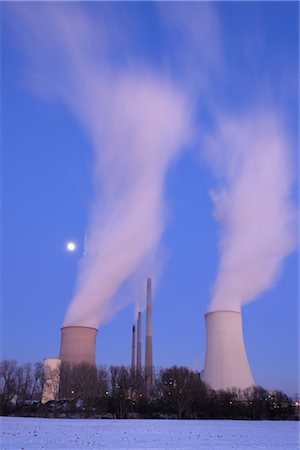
[10,4,191,327]
[8,2,297,322]
[65,75,191,327]
[206,111,297,312]
[159,2,297,311]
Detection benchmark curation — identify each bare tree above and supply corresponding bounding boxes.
[0,360,17,413]
[110,366,132,418]
[31,362,44,402]
[97,366,109,397]
[15,363,35,405]
[41,366,60,404]
[158,366,199,418]
[58,362,73,400]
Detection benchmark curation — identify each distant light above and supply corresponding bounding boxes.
[66,242,77,252]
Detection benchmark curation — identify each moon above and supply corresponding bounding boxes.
[66,241,77,252]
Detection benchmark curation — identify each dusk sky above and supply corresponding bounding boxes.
[1,2,298,397]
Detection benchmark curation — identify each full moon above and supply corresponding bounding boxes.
[66,241,77,252]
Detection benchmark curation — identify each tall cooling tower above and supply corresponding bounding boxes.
[60,326,98,366]
[202,311,254,391]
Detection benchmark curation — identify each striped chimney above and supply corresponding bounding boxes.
[131,325,136,372]
[136,311,142,373]
[145,277,153,396]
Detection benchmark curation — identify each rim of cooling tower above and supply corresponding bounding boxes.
[205,310,241,318]
[61,325,98,332]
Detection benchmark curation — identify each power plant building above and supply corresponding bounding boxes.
[43,281,257,403]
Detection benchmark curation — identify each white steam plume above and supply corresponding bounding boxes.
[8,2,296,322]
[159,2,297,311]
[206,110,297,312]
[10,4,192,327]
[65,74,191,327]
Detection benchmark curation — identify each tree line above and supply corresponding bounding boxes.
[0,360,297,420]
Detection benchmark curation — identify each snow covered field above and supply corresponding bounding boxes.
[1,417,299,449]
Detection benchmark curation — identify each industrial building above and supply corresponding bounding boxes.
[42,279,255,402]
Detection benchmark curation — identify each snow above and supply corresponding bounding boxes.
[1,417,299,449]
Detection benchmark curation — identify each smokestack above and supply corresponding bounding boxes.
[60,326,98,366]
[145,277,153,395]
[136,312,142,373]
[202,311,254,391]
[131,325,136,372]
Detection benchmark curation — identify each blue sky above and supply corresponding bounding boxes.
[1,2,298,396]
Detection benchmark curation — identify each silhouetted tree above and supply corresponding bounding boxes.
[42,365,60,403]
[15,363,34,405]
[97,366,109,397]
[158,366,199,418]
[188,374,209,418]
[267,390,293,419]
[0,359,296,420]
[0,360,18,414]
[31,362,44,401]
[110,366,131,418]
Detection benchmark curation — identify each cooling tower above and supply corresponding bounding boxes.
[60,326,98,366]
[202,311,254,391]
[41,358,61,404]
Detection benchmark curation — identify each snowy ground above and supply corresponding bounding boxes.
[1,417,299,449]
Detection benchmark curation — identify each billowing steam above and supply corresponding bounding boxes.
[65,76,191,327]
[158,2,297,311]
[8,2,297,326]
[206,111,297,312]
[9,4,191,327]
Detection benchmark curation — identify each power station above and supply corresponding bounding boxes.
[43,279,255,401]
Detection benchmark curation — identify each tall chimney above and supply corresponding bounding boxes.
[136,312,142,373]
[202,311,254,390]
[59,326,98,366]
[145,277,153,396]
[131,325,136,372]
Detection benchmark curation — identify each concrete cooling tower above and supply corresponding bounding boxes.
[202,311,254,391]
[59,326,98,366]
